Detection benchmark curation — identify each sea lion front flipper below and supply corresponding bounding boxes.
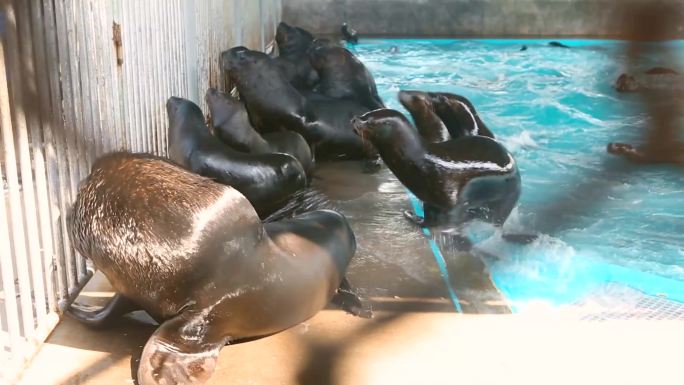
[332,277,373,319]
[137,313,228,385]
[67,293,141,329]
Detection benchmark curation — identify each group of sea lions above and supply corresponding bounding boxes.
[66,23,536,385]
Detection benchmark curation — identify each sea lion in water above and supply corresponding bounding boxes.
[308,41,385,110]
[67,152,358,385]
[341,22,359,44]
[166,96,306,217]
[222,46,376,163]
[273,22,319,91]
[352,109,520,228]
[205,88,314,173]
[548,41,570,48]
[607,142,684,165]
[615,67,683,93]
[398,90,450,143]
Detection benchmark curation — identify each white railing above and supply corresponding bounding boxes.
[0,0,281,382]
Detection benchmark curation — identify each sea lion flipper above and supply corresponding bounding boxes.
[138,314,227,385]
[67,293,141,329]
[332,277,373,319]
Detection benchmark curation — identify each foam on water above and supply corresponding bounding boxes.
[353,39,684,306]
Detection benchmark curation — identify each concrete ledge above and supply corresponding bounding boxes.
[283,0,684,38]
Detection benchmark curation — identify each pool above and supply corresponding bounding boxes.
[350,39,684,311]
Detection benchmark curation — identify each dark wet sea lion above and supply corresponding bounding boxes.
[607,142,684,165]
[352,109,520,228]
[222,46,310,136]
[273,22,319,91]
[615,68,684,93]
[308,42,385,110]
[223,46,376,163]
[341,22,358,44]
[304,91,377,161]
[166,96,306,217]
[548,41,570,48]
[205,88,314,173]
[429,92,495,139]
[398,90,450,143]
[67,152,357,385]
[645,67,678,75]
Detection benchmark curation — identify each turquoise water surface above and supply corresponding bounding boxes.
[351,39,684,309]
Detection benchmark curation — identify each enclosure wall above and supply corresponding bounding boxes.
[283,0,684,38]
[0,1,282,383]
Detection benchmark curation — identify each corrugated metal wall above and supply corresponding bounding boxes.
[0,0,282,382]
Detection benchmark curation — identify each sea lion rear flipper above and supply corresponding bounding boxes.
[332,277,373,319]
[67,293,141,329]
[138,313,227,385]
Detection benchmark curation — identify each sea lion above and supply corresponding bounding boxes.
[429,92,496,139]
[398,90,450,143]
[67,152,358,385]
[273,22,319,91]
[352,109,520,228]
[223,46,376,163]
[341,22,359,44]
[166,96,306,218]
[615,67,683,93]
[308,42,385,110]
[548,41,570,48]
[607,142,684,165]
[205,88,314,173]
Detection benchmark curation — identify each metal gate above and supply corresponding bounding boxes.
[0,0,281,382]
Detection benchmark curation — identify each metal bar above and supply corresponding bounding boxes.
[0,30,24,360]
[29,0,58,315]
[63,0,90,183]
[76,0,99,162]
[15,0,51,327]
[109,0,126,151]
[159,0,171,156]
[1,0,39,343]
[126,0,143,152]
[149,0,162,156]
[54,0,81,290]
[130,1,148,152]
[82,0,106,157]
[73,0,92,279]
[93,0,114,153]
[120,0,138,152]
[42,0,71,302]
[139,3,153,153]
[183,0,198,103]
[175,0,187,97]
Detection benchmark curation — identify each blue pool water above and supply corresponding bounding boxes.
[351,39,684,309]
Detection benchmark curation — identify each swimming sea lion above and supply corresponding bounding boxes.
[273,22,319,91]
[548,41,570,48]
[205,88,314,173]
[352,109,520,228]
[308,42,385,110]
[166,96,306,217]
[67,152,358,385]
[615,67,683,93]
